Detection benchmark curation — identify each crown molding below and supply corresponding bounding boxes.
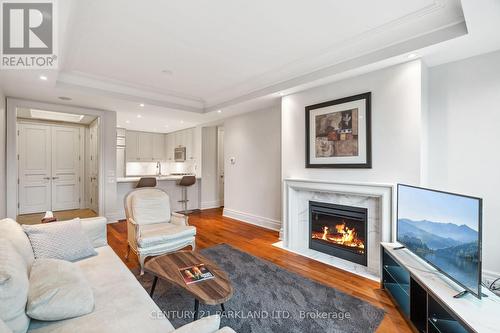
[205,20,466,112]
[56,0,465,114]
[56,71,205,113]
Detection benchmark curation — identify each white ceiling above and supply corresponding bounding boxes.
[1,0,499,133]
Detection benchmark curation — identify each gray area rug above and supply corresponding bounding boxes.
[134,244,385,333]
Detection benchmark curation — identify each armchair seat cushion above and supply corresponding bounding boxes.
[137,223,196,248]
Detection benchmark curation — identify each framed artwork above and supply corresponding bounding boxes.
[305,92,371,168]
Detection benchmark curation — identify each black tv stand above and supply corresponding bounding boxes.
[381,243,497,333]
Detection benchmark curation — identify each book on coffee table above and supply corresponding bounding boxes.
[179,263,215,285]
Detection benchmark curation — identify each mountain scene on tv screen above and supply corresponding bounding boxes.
[398,218,479,290]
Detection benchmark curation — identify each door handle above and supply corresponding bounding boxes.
[52,177,59,180]
[43,177,51,180]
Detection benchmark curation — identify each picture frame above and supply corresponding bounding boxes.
[305,92,371,168]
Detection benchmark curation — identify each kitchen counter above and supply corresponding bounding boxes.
[115,175,201,219]
[116,175,201,183]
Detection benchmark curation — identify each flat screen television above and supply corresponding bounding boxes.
[397,184,482,298]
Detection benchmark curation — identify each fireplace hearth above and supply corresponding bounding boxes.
[309,201,368,266]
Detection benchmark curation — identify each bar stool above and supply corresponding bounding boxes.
[177,175,196,215]
[136,177,157,188]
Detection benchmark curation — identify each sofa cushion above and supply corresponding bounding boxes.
[27,259,94,321]
[171,315,220,333]
[138,223,196,247]
[22,219,97,261]
[131,189,171,225]
[27,246,175,333]
[0,238,30,333]
[0,318,13,333]
[0,219,34,270]
[215,328,237,333]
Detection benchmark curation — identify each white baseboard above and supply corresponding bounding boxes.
[201,200,222,210]
[223,208,281,231]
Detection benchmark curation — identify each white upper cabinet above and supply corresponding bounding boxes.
[165,133,175,161]
[126,131,166,162]
[152,133,165,160]
[126,131,139,161]
[125,129,195,162]
[164,128,196,161]
[138,132,153,161]
[184,128,195,160]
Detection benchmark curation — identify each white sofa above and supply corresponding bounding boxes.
[0,217,235,333]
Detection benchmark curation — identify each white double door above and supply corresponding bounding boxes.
[18,123,83,214]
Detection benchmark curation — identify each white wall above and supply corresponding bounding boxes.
[201,126,220,209]
[427,50,500,276]
[282,60,423,185]
[223,106,282,230]
[0,89,5,218]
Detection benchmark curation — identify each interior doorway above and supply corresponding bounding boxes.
[217,126,224,207]
[15,108,101,223]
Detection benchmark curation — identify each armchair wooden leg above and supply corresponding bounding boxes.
[125,244,131,260]
[139,255,146,275]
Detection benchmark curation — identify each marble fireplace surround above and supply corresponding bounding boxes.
[278,179,395,281]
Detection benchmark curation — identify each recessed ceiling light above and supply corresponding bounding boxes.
[137,114,143,118]
[58,96,72,101]
[139,103,145,107]
[164,124,169,127]
[217,110,222,113]
[180,120,184,124]
[407,53,418,59]
[39,75,48,81]
[125,120,131,124]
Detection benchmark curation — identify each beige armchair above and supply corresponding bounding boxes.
[124,188,196,274]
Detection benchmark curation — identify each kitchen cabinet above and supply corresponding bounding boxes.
[165,133,175,161]
[138,132,153,161]
[152,133,165,160]
[126,131,165,162]
[126,131,139,161]
[165,128,196,161]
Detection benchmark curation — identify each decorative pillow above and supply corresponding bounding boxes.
[0,218,35,271]
[27,258,95,321]
[0,238,30,333]
[22,219,97,262]
[131,189,171,225]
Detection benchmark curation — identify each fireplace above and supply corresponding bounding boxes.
[309,201,368,266]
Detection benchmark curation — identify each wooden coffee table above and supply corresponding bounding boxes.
[144,251,234,320]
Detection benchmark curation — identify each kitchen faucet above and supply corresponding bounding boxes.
[156,161,162,176]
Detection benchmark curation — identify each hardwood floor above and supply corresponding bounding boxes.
[17,209,98,225]
[107,208,411,333]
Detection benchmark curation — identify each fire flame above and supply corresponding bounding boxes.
[313,223,365,251]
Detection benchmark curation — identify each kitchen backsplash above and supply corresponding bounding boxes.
[126,160,197,176]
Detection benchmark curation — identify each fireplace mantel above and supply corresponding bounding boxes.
[277,178,395,280]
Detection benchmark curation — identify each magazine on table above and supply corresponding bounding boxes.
[179,263,215,284]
